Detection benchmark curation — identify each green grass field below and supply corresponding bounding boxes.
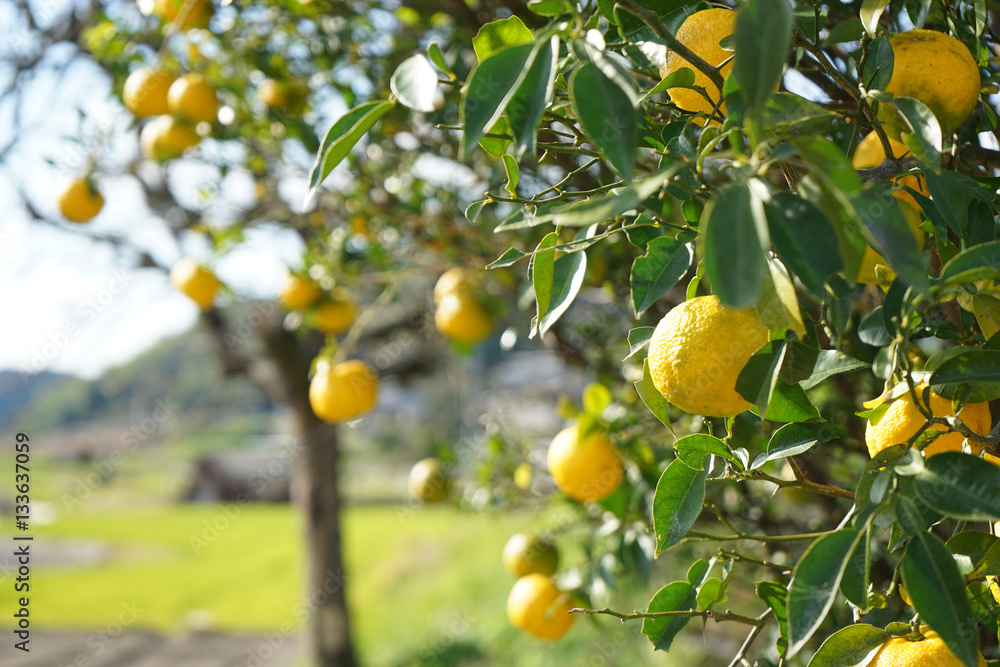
[0,502,721,666]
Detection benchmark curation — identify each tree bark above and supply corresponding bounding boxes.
[259,325,358,667]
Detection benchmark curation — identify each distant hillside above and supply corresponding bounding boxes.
[9,324,272,435]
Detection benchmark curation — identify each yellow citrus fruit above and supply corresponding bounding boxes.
[140,116,201,161]
[153,0,213,30]
[57,178,104,223]
[863,384,994,459]
[308,359,378,423]
[503,533,559,578]
[123,68,176,117]
[881,30,981,136]
[852,132,929,211]
[258,78,309,114]
[408,458,449,503]
[546,424,624,502]
[660,8,737,126]
[167,73,218,124]
[278,274,322,311]
[435,293,493,344]
[855,199,924,285]
[170,258,219,311]
[869,629,986,667]
[648,295,769,417]
[257,78,287,109]
[434,267,479,305]
[506,574,574,641]
[313,289,359,335]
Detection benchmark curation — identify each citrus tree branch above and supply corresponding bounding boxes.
[569,606,772,627]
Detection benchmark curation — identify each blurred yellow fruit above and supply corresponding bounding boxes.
[546,424,623,502]
[434,267,479,305]
[408,458,449,503]
[140,116,201,161]
[309,360,378,423]
[123,67,176,117]
[313,289,359,334]
[660,8,737,126]
[647,295,768,417]
[881,30,981,136]
[503,533,559,578]
[57,177,104,223]
[435,293,493,344]
[506,574,574,641]
[869,628,986,667]
[863,384,995,460]
[170,258,219,311]
[279,274,322,311]
[154,0,213,30]
[167,73,218,123]
[513,462,533,489]
[258,78,309,115]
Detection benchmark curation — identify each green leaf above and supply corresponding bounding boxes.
[902,531,981,667]
[527,0,569,16]
[652,458,707,555]
[460,43,535,158]
[913,452,1000,521]
[305,100,395,206]
[639,67,696,102]
[427,42,455,80]
[502,154,519,196]
[583,383,612,416]
[786,529,863,657]
[734,0,792,110]
[756,381,822,422]
[543,165,678,227]
[702,182,769,307]
[860,0,891,36]
[756,581,790,656]
[757,257,807,339]
[971,537,1000,578]
[860,35,893,91]
[569,61,637,181]
[798,349,871,390]
[531,231,558,335]
[940,240,1000,285]
[389,54,438,112]
[893,97,942,167]
[636,358,672,427]
[472,16,533,61]
[948,531,997,574]
[928,349,1000,402]
[506,36,558,159]
[852,191,931,296]
[697,577,726,611]
[840,530,869,608]
[765,193,843,299]
[625,326,655,362]
[794,136,862,194]
[479,117,511,158]
[538,244,588,337]
[630,237,694,317]
[735,340,787,419]
[806,624,888,667]
[487,247,527,269]
[752,422,836,469]
[641,581,696,651]
[673,433,738,471]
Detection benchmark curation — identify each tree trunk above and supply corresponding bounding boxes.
[259,325,359,667]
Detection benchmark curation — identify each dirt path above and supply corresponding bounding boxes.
[0,630,301,666]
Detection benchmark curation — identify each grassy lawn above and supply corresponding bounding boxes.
[0,502,718,666]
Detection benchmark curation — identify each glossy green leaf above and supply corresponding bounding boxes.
[928,349,1000,402]
[757,257,807,339]
[787,529,862,657]
[764,193,843,299]
[702,182,769,307]
[639,67,696,102]
[502,154,519,196]
[570,61,637,181]
[487,247,527,269]
[852,190,931,296]
[673,433,738,471]
[625,326,655,362]
[736,339,788,419]
[472,16,533,61]
[913,452,1000,521]
[390,54,438,112]
[902,531,981,667]
[757,381,822,422]
[752,422,836,469]
[460,43,534,158]
[641,581,697,651]
[756,581,789,656]
[734,0,792,110]
[893,97,942,168]
[305,100,395,206]
[538,245,588,337]
[427,42,455,80]
[506,36,558,159]
[806,624,888,667]
[860,0,891,36]
[543,165,678,227]
[860,35,893,90]
[636,358,672,428]
[630,236,694,317]
[652,458,708,555]
[940,241,1000,285]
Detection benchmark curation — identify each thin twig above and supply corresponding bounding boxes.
[570,606,770,627]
